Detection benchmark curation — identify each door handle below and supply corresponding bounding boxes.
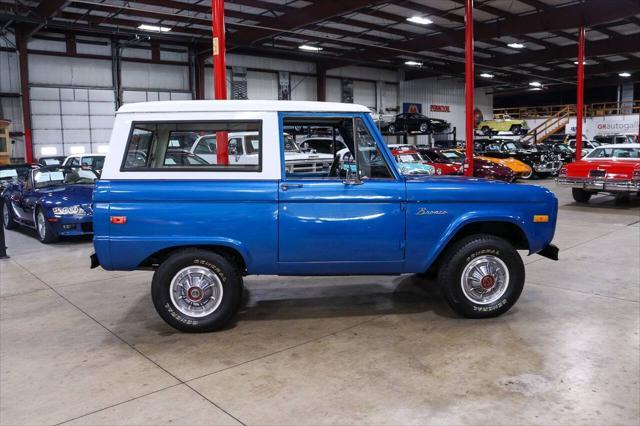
[280,183,303,191]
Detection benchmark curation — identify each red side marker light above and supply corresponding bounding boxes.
[110,216,127,225]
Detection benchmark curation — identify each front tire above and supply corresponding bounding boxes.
[438,235,525,318]
[35,207,58,243]
[419,122,429,133]
[387,124,396,134]
[510,124,522,135]
[151,249,243,332]
[572,188,592,203]
[3,200,18,230]
[481,126,491,135]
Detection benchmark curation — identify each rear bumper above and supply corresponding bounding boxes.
[538,244,559,261]
[556,177,640,193]
[533,161,563,173]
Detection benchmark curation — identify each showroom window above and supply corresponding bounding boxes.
[122,121,262,171]
[282,116,393,180]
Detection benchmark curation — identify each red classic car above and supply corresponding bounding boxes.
[388,144,459,175]
[556,143,640,202]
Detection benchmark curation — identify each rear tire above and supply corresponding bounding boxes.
[151,249,243,332]
[520,168,534,180]
[3,200,18,230]
[438,234,525,318]
[572,188,592,203]
[387,124,396,134]
[419,122,429,133]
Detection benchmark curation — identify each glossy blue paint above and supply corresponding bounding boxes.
[2,181,94,238]
[93,111,558,276]
[93,180,279,272]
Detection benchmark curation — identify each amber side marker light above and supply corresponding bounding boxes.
[533,215,549,223]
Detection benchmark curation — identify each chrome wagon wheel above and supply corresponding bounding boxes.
[37,210,47,240]
[169,266,224,318]
[460,255,510,305]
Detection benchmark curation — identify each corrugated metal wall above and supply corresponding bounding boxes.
[0,33,493,161]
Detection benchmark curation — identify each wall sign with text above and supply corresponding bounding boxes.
[430,104,451,113]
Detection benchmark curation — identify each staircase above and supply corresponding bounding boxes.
[521,106,572,144]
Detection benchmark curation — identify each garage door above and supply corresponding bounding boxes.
[30,86,116,158]
[121,90,192,104]
[354,80,376,110]
[247,71,278,100]
[291,74,316,101]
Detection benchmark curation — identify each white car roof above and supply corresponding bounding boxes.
[594,143,640,149]
[117,100,371,114]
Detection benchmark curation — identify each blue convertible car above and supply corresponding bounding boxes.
[2,166,97,243]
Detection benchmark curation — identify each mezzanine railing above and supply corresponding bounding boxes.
[494,100,639,119]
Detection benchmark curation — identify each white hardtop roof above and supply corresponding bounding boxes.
[595,143,640,149]
[117,100,371,114]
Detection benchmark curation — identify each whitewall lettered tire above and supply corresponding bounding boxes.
[438,234,525,318]
[151,249,243,332]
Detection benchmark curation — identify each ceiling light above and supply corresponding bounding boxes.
[404,60,423,67]
[530,87,543,91]
[619,72,631,77]
[529,81,542,87]
[480,73,494,78]
[299,45,323,52]
[507,42,525,49]
[407,16,433,25]
[138,24,171,32]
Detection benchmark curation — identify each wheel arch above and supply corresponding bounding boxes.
[423,219,529,276]
[138,243,249,275]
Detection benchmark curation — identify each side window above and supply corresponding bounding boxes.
[354,118,393,179]
[281,116,393,180]
[122,122,261,171]
[81,157,93,167]
[68,157,80,167]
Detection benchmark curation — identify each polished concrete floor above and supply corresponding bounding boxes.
[1,179,639,426]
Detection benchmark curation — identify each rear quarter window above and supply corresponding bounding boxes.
[121,121,262,172]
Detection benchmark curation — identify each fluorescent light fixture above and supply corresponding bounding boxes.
[529,81,542,87]
[70,146,86,155]
[619,72,631,77]
[138,24,171,32]
[40,146,57,156]
[299,45,323,52]
[404,60,423,66]
[507,42,525,49]
[97,145,110,154]
[480,73,494,78]
[530,87,543,91]
[407,16,433,25]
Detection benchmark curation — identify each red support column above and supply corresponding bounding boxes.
[464,0,474,176]
[211,0,228,165]
[16,27,33,163]
[575,26,585,161]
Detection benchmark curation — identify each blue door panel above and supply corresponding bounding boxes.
[278,180,406,263]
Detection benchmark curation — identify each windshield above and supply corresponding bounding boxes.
[33,167,98,189]
[396,153,422,162]
[41,158,63,166]
[442,151,463,160]
[585,147,640,159]
[284,134,301,153]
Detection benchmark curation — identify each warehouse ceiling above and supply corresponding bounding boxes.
[1,0,639,93]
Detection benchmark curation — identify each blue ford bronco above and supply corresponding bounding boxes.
[92,100,558,332]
